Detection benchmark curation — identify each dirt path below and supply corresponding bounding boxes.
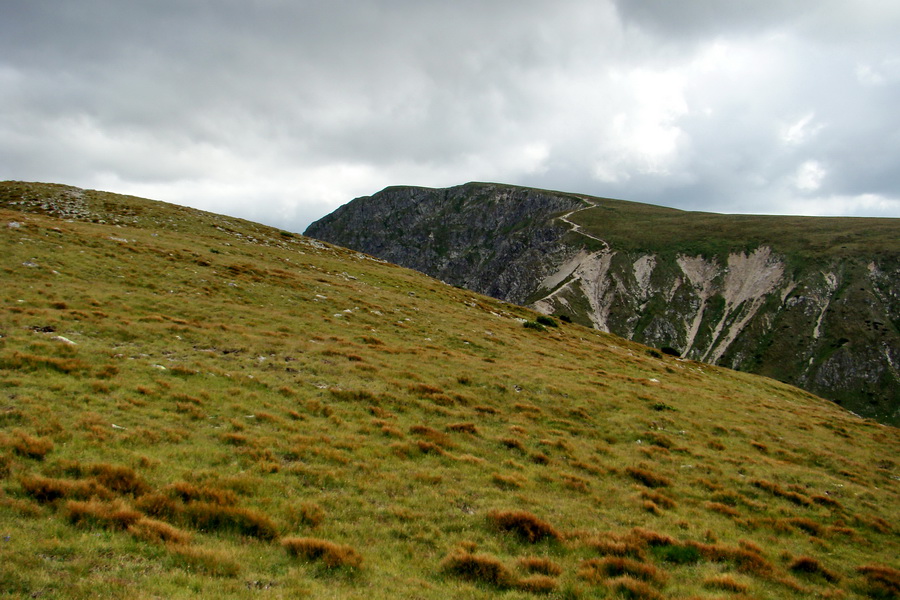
[556,197,609,249]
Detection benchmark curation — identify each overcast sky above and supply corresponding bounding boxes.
[3,1,899,231]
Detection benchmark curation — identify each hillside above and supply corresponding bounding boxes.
[305,182,900,425]
[1,181,898,600]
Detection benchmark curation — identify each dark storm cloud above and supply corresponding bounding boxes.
[1,1,898,230]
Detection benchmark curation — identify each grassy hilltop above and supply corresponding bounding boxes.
[1,181,898,599]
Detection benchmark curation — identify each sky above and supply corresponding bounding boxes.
[2,1,899,232]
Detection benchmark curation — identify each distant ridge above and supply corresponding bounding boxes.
[306,182,900,425]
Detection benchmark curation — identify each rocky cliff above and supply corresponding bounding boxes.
[306,182,900,425]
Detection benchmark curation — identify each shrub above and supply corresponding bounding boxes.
[487,510,560,543]
[625,466,671,488]
[440,550,514,588]
[517,557,563,576]
[182,502,279,540]
[523,320,546,331]
[535,315,558,328]
[282,537,363,569]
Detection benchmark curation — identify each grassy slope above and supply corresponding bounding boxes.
[1,182,898,599]
[561,192,899,260]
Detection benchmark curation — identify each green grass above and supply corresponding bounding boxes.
[0,181,898,599]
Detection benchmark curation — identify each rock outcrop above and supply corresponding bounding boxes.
[306,182,900,425]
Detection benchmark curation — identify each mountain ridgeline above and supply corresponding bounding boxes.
[306,183,900,425]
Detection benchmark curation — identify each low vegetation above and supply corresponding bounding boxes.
[0,181,897,598]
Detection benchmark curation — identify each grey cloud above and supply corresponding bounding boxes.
[1,1,898,230]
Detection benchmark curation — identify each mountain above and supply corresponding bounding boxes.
[1,181,898,599]
[305,182,900,426]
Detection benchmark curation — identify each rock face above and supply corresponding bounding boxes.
[306,182,900,425]
[306,183,583,303]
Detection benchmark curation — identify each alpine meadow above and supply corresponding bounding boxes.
[0,181,898,600]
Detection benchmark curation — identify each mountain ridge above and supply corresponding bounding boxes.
[305,182,900,425]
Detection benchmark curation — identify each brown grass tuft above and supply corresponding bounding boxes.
[182,502,279,540]
[641,490,676,509]
[752,479,812,506]
[487,510,560,543]
[517,556,563,576]
[10,431,54,460]
[499,437,527,452]
[64,499,142,530]
[440,550,514,588]
[447,422,479,435]
[789,556,841,582]
[606,576,664,599]
[0,352,90,374]
[282,537,363,569]
[135,492,183,519]
[625,466,671,488]
[587,535,646,559]
[786,517,825,537]
[704,574,749,592]
[20,474,113,503]
[578,557,666,586]
[706,501,741,518]
[128,517,193,545]
[812,494,844,510]
[165,481,237,506]
[491,473,524,489]
[856,564,900,598]
[87,463,149,497]
[686,541,775,578]
[409,425,455,448]
[296,501,325,528]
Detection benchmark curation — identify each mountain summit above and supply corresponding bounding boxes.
[306,182,900,425]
